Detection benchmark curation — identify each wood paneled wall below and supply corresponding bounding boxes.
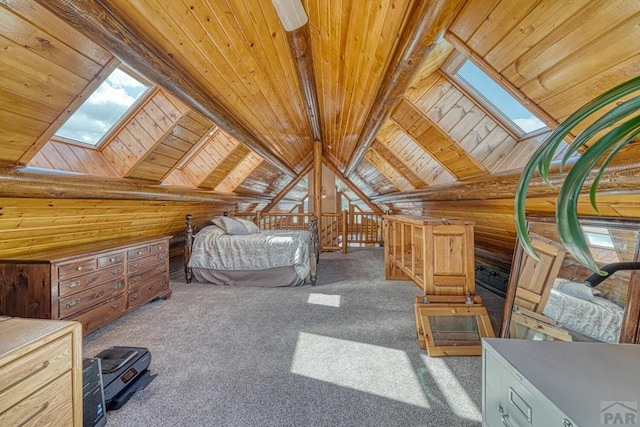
[0,198,231,258]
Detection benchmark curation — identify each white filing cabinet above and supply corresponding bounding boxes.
[482,338,640,427]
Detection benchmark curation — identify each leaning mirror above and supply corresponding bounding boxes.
[501,216,640,344]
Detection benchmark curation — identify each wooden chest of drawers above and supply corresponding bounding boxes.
[0,317,82,426]
[0,236,171,334]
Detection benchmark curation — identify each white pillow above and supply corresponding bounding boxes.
[211,216,249,235]
[554,278,601,301]
[234,218,261,234]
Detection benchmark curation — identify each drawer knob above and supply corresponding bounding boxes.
[110,258,116,262]
[159,254,166,260]
[132,292,139,300]
[563,420,573,427]
[137,251,142,255]
[76,266,83,271]
[65,298,81,308]
[67,281,80,289]
[111,302,121,310]
[157,245,163,249]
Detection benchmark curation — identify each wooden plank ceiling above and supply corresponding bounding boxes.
[0,0,639,219]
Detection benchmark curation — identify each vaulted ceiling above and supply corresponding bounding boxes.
[1,0,639,214]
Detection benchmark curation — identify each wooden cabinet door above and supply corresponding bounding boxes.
[514,237,566,313]
[427,224,475,295]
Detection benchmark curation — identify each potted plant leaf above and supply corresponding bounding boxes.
[515,75,640,274]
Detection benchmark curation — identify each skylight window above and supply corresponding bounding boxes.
[449,58,546,136]
[55,67,151,146]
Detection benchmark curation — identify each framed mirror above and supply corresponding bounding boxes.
[501,216,640,344]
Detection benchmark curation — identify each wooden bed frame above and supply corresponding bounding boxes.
[184,214,319,286]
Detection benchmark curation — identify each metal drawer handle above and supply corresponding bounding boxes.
[132,277,138,282]
[497,404,518,427]
[65,298,81,308]
[112,282,123,290]
[111,268,119,275]
[111,302,121,310]
[132,292,139,300]
[132,262,139,269]
[158,254,166,260]
[67,281,80,289]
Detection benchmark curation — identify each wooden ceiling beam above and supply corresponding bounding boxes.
[364,148,414,192]
[34,0,297,177]
[370,160,640,204]
[215,154,264,194]
[323,159,383,214]
[0,167,271,203]
[261,161,313,215]
[343,0,467,177]
[286,25,322,141]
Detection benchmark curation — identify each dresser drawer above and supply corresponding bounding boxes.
[0,333,72,414]
[58,258,96,280]
[0,370,74,427]
[128,276,168,311]
[96,251,125,269]
[59,279,125,318]
[149,240,168,255]
[71,294,126,335]
[129,264,168,289]
[128,245,150,260]
[128,252,167,273]
[58,264,125,297]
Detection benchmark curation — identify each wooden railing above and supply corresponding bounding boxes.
[346,212,384,249]
[251,211,384,253]
[255,212,312,230]
[321,213,342,251]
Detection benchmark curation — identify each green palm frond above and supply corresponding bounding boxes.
[514,76,640,272]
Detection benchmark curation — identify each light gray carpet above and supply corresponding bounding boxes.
[83,248,504,427]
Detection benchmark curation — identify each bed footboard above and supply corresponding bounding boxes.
[185,214,193,284]
[309,216,319,286]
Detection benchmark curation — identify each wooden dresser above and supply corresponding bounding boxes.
[0,317,82,426]
[0,236,172,334]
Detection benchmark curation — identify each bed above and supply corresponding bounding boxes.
[541,278,624,343]
[184,214,319,287]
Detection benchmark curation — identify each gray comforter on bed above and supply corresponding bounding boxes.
[188,225,311,280]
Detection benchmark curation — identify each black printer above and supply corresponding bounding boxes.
[95,346,157,410]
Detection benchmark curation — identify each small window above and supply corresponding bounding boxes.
[445,55,546,137]
[583,226,615,249]
[55,67,151,146]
